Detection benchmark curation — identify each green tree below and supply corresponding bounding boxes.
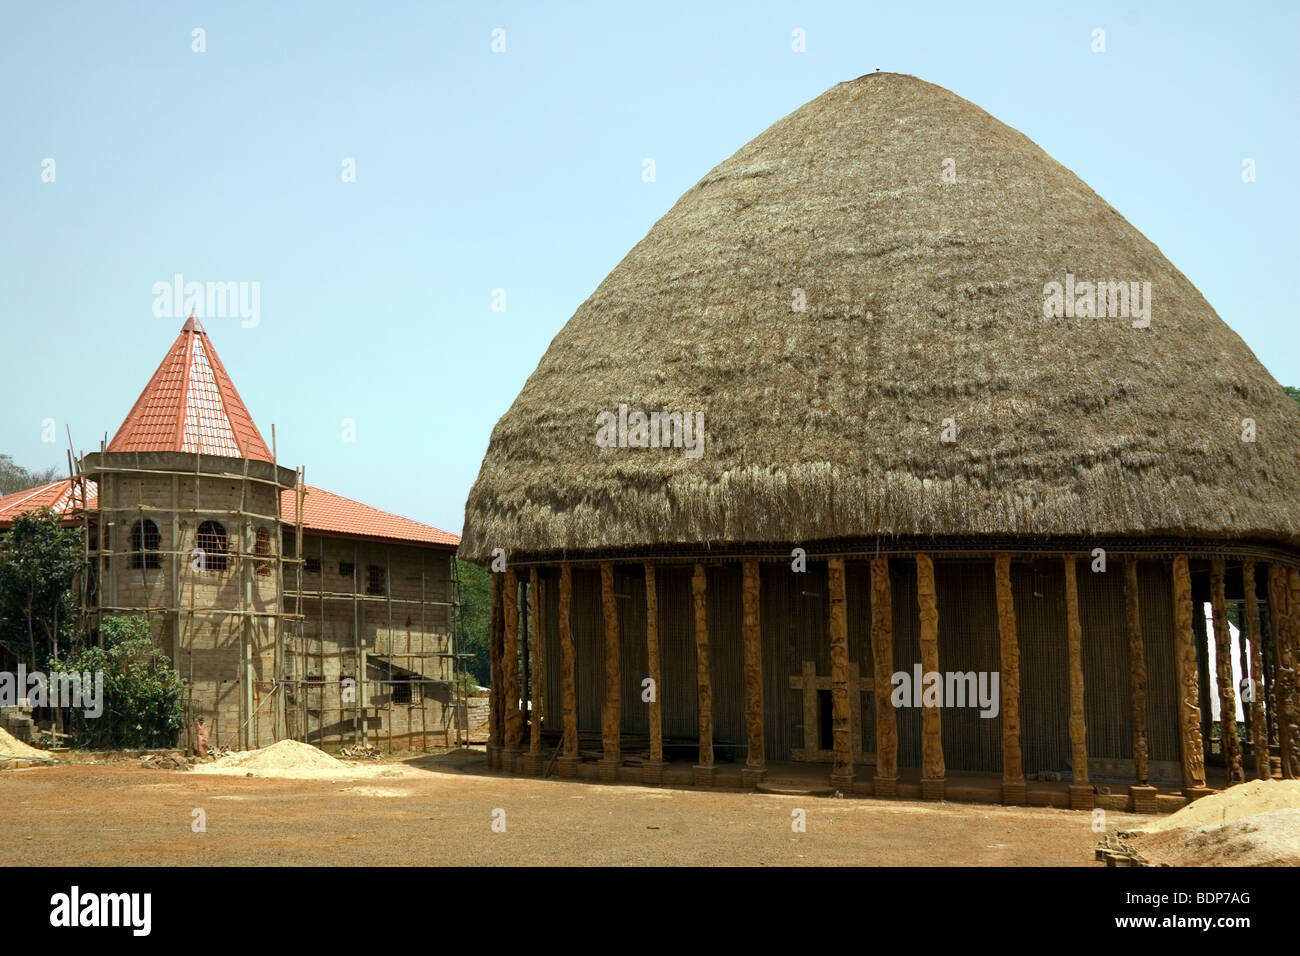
[55,615,185,748]
[0,507,82,668]
[0,454,59,496]
[454,559,490,687]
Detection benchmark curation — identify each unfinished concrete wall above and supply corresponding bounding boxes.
[89,451,291,751]
[283,534,457,750]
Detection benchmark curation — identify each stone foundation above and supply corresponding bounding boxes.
[1129,785,1158,814]
[740,767,767,788]
[1068,783,1095,811]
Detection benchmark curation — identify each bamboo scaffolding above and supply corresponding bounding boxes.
[70,443,299,752]
[61,448,458,756]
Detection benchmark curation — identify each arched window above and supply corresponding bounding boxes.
[130,519,160,570]
[254,527,273,575]
[196,520,228,572]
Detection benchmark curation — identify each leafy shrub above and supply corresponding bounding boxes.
[55,615,185,748]
[455,560,490,687]
[0,507,81,668]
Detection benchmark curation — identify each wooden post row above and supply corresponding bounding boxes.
[600,562,621,781]
[741,559,766,786]
[558,564,578,777]
[995,553,1025,804]
[692,564,713,785]
[502,568,521,763]
[1243,560,1270,780]
[644,564,663,784]
[916,554,944,800]
[488,571,502,767]
[1268,564,1299,779]
[1172,555,1208,795]
[828,557,853,792]
[1063,555,1092,810]
[870,557,897,796]
[1210,559,1243,783]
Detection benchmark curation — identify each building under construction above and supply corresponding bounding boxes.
[0,316,463,752]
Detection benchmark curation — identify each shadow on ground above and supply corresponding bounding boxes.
[401,747,489,774]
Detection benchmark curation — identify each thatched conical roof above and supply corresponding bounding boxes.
[461,73,1300,562]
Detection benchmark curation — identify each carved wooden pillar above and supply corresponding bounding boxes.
[1263,595,1282,767]
[995,553,1025,805]
[741,559,766,787]
[692,564,714,785]
[1124,558,1156,812]
[1064,555,1092,810]
[501,568,522,767]
[916,554,944,800]
[599,562,621,782]
[1193,588,1213,753]
[1235,612,1253,770]
[643,564,663,784]
[1269,564,1299,778]
[519,573,531,753]
[488,570,502,768]
[1172,555,1208,796]
[870,556,898,796]
[522,567,545,774]
[1211,559,1242,784]
[827,557,854,792]
[535,572,547,737]
[556,563,579,778]
[1289,568,1300,778]
[1243,560,1270,780]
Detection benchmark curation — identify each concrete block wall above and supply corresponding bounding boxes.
[282,535,458,749]
[89,453,291,751]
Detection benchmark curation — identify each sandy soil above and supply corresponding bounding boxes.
[1125,809,1300,866]
[1117,779,1300,866]
[0,750,1139,866]
[1124,779,1300,834]
[0,727,53,760]
[189,739,421,780]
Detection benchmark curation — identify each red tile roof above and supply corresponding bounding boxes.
[0,479,96,526]
[0,478,457,549]
[107,315,273,461]
[282,484,460,547]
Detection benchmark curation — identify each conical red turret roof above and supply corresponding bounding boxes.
[107,315,273,461]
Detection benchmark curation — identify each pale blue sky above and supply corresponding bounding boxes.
[2,1,1295,536]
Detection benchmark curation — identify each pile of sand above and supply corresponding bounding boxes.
[1120,779,1300,866]
[0,727,54,767]
[1126,809,1300,867]
[190,739,405,780]
[1129,779,1300,834]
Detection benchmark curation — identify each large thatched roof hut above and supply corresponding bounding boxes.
[463,73,1300,809]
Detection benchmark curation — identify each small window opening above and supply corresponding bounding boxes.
[195,521,228,572]
[130,519,160,570]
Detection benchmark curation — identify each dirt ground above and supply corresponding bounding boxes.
[0,750,1139,866]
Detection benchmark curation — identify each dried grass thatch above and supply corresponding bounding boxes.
[461,73,1300,562]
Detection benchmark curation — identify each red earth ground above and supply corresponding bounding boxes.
[0,749,1138,866]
